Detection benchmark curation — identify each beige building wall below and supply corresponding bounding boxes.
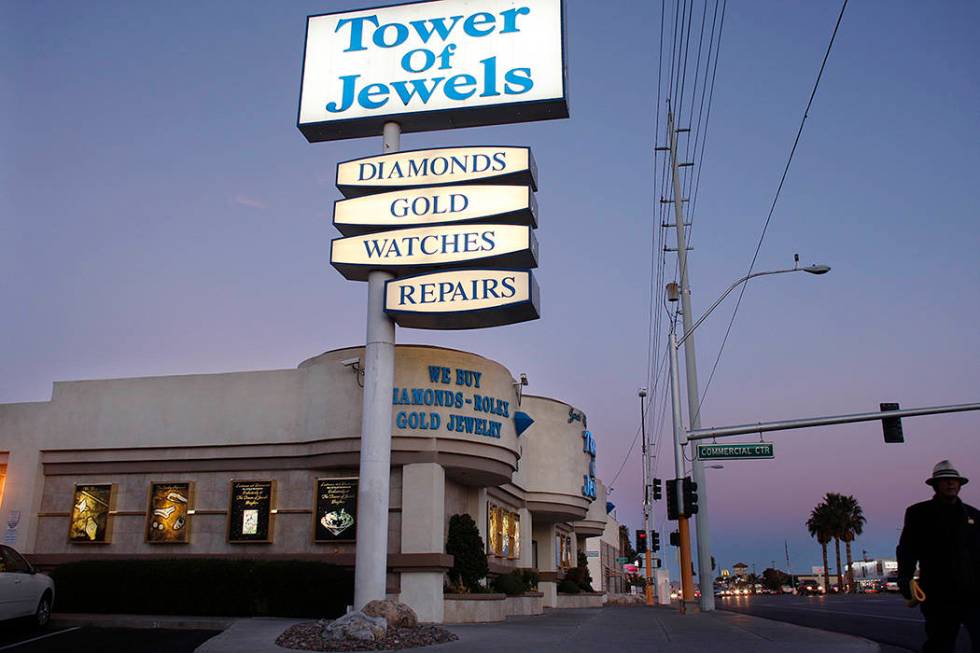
[0,344,607,620]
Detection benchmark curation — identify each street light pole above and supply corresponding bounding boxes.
[665,261,831,612]
[639,388,654,606]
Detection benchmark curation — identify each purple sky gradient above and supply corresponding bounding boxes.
[2,1,978,578]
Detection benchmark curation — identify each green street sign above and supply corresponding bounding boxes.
[616,557,629,564]
[696,442,774,460]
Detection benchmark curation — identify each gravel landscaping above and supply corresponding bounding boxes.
[276,620,459,651]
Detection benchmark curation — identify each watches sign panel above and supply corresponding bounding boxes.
[298,0,567,142]
[331,223,537,280]
[334,184,536,235]
[336,146,536,197]
[385,268,538,329]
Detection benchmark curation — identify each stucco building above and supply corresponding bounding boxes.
[0,345,614,622]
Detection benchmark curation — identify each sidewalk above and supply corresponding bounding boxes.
[56,606,880,653]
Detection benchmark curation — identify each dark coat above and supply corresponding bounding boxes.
[897,496,980,605]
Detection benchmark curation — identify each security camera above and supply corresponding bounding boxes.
[520,373,528,386]
[341,357,360,368]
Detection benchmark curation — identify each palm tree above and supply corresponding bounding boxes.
[806,503,834,594]
[826,493,866,592]
[821,493,846,592]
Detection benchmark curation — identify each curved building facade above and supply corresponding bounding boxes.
[0,345,612,622]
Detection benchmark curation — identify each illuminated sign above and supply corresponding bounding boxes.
[384,269,538,329]
[314,478,358,543]
[334,184,536,236]
[336,146,536,198]
[331,223,537,281]
[582,429,596,499]
[298,0,567,142]
[68,484,114,544]
[145,482,193,544]
[228,480,275,544]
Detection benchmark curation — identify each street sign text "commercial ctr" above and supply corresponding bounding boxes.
[695,442,774,461]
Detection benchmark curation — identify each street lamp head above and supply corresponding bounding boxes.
[802,264,831,275]
[639,387,648,398]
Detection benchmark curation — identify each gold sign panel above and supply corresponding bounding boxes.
[333,184,536,236]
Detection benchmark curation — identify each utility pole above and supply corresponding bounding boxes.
[666,108,714,611]
[640,388,654,606]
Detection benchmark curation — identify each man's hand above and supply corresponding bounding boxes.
[898,578,912,600]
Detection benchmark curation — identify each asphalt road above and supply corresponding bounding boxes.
[0,624,218,653]
[718,593,975,653]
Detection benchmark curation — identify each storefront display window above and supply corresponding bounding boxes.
[487,503,520,559]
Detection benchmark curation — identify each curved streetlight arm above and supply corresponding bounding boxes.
[677,266,820,348]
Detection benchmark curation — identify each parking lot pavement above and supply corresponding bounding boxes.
[0,626,219,653]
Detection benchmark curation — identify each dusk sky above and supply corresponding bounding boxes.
[3,0,978,579]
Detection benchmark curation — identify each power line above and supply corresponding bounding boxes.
[696,0,848,417]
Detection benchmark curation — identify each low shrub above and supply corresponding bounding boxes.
[50,559,353,618]
[520,569,539,591]
[564,551,594,592]
[491,570,528,596]
[557,578,581,594]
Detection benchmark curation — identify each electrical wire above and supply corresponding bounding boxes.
[695,0,848,419]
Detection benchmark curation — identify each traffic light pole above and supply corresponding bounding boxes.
[685,402,980,441]
[668,330,696,608]
[666,110,713,611]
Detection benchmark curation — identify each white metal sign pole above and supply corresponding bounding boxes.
[353,122,400,609]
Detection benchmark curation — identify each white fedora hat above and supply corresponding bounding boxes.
[926,460,969,486]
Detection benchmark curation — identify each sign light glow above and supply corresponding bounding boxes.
[334,184,536,235]
[384,268,539,329]
[299,0,567,142]
[331,223,538,281]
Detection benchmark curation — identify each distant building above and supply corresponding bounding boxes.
[733,562,749,577]
[848,558,898,580]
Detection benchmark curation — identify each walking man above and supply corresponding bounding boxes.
[897,460,980,652]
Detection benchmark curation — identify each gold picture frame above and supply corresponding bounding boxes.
[227,480,276,544]
[145,482,194,544]
[313,477,358,543]
[68,483,116,544]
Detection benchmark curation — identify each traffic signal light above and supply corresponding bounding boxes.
[636,529,648,554]
[652,478,662,501]
[666,479,679,520]
[881,402,904,443]
[682,476,699,515]
[651,531,661,552]
[669,530,680,547]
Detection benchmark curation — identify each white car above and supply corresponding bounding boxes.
[0,545,55,626]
